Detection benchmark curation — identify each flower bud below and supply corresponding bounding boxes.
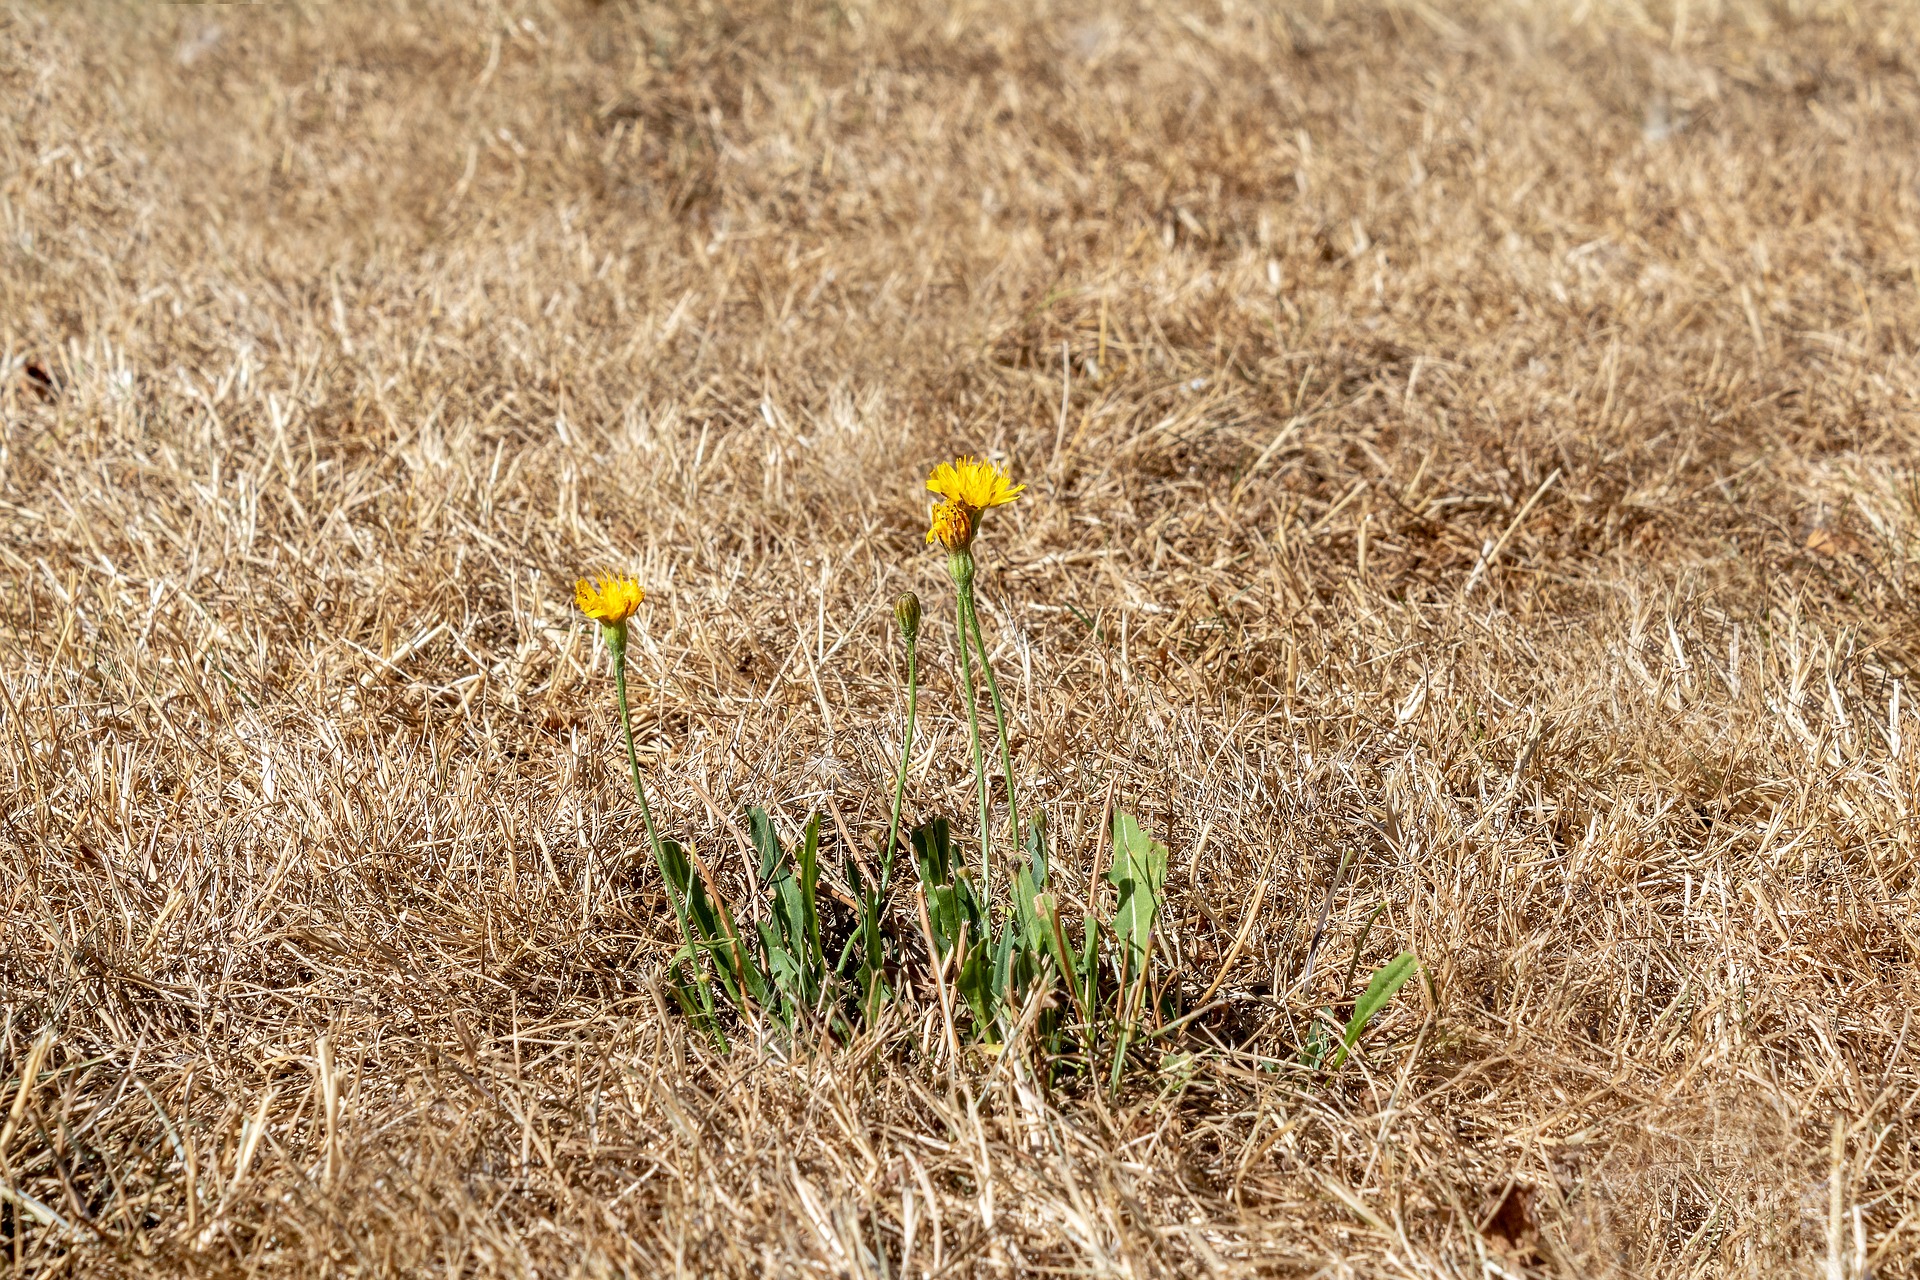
[893,591,922,642]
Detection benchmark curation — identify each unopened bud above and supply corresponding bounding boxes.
[893,591,922,642]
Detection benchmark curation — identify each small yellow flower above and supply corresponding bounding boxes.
[927,457,1024,513]
[926,499,974,551]
[575,575,646,626]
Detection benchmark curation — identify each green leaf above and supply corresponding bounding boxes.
[1327,952,1419,1072]
[748,807,786,883]
[912,817,955,887]
[989,920,1017,1011]
[658,837,765,1009]
[1024,810,1050,885]
[758,922,804,1015]
[744,812,828,1022]
[1012,813,1051,955]
[1103,812,1168,1091]
[955,933,999,1033]
[666,955,727,1052]
[665,953,705,1019]
[1299,1016,1330,1070]
[1033,892,1079,1000]
[844,852,891,1022]
[796,814,823,983]
[1106,811,1168,986]
[912,818,985,963]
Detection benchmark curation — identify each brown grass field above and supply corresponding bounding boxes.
[4,0,1920,1274]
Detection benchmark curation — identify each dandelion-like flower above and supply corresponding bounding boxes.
[575,575,646,628]
[926,499,974,551]
[927,456,1024,513]
[574,568,675,998]
[921,455,1025,897]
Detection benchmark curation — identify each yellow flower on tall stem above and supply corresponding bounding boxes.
[576,573,696,975]
[924,457,1024,902]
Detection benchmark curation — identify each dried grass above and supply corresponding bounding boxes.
[3,0,1919,1274]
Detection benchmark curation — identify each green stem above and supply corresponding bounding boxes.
[884,634,918,895]
[612,627,690,954]
[951,583,994,904]
[610,623,724,1048]
[609,627,665,866]
[961,579,1020,856]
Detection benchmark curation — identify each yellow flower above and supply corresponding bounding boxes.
[927,456,1024,514]
[926,499,974,551]
[575,575,646,626]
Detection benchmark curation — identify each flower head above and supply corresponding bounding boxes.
[893,591,922,642]
[926,499,974,551]
[575,575,646,627]
[927,457,1024,513]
